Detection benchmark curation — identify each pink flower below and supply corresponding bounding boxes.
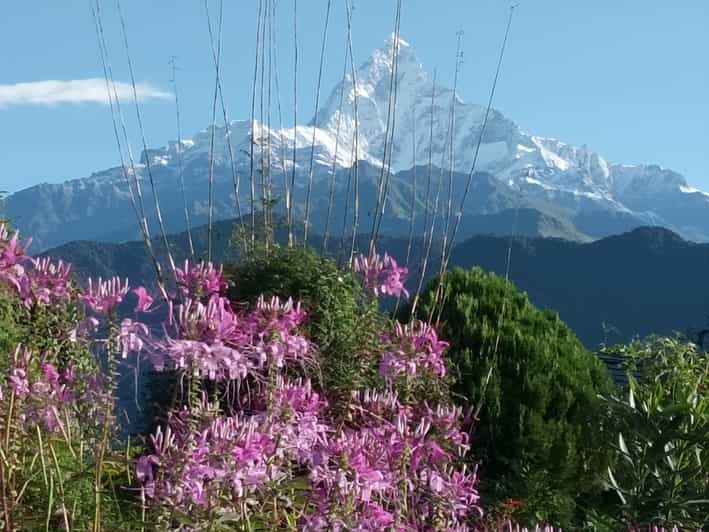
[380,320,448,380]
[136,454,160,498]
[353,251,409,299]
[9,368,29,397]
[0,224,33,300]
[81,276,129,314]
[25,257,72,307]
[363,503,394,527]
[0,228,73,308]
[0,224,31,269]
[117,318,150,358]
[132,286,155,313]
[429,471,445,493]
[40,363,60,383]
[175,260,229,299]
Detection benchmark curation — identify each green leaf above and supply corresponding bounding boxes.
[618,432,633,466]
[607,467,626,505]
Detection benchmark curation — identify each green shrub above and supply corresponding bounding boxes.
[226,244,386,410]
[0,287,24,371]
[0,282,141,529]
[408,267,614,526]
[0,286,94,375]
[600,336,709,528]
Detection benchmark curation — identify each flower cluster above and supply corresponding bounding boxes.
[353,251,409,299]
[138,378,329,519]
[140,372,480,530]
[81,276,129,314]
[249,295,311,369]
[0,223,31,272]
[269,378,329,463]
[132,286,154,313]
[0,224,74,307]
[143,407,282,508]
[175,259,229,299]
[117,318,150,358]
[151,292,311,382]
[21,257,73,306]
[0,228,482,529]
[137,264,478,529]
[3,345,105,434]
[306,392,480,530]
[380,319,449,379]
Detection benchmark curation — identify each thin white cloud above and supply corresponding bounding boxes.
[0,79,170,107]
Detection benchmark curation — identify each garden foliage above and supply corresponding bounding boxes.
[226,245,388,405]
[410,267,614,525]
[0,222,703,530]
[601,337,709,528]
[0,228,481,530]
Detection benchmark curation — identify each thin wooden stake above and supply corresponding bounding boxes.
[204,0,224,262]
[169,57,196,258]
[303,0,333,246]
[115,0,178,278]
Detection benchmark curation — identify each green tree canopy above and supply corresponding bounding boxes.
[409,267,614,525]
[226,245,386,408]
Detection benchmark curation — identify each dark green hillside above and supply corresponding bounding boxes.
[449,226,709,347]
[42,221,709,348]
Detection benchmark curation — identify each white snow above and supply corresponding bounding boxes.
[680,185,709,198]
[103,34,708,219]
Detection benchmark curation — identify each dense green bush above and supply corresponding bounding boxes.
[226,244,387,409]
[599,336,709,528]
[0,288,24,371]
[0,286,94,375]
[0,284,140,529]
[409,267,614,526]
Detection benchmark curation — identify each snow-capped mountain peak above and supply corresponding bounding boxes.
[138,34,707,226]
[4,36,709,251]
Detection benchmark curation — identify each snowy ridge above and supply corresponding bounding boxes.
[5,35,709,250]
[153,35,705,213]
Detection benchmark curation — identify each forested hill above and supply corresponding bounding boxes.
[42,222,709,348]
[449,226,709,346]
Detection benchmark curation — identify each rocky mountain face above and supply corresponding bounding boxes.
[5,35,708,252]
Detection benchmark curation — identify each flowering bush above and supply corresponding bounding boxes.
[0,224,143,529]
[0,223,698,530]
[135,254,480,529]
[227,245,387,405]
[0,226,483,530]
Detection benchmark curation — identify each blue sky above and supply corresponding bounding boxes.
[1,1,707,193]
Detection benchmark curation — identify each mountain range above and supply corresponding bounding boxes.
[41,219,709,350]
[4,35,709,252]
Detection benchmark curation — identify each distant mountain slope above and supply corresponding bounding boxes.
[459,208,592,242]
[6,36,709,252]
[43,219,708,349]
[450,226,709,347]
